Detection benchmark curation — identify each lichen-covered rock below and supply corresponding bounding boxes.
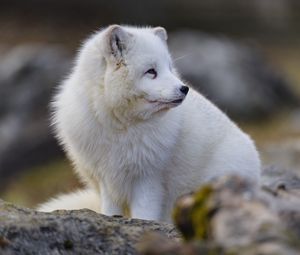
[139,175,300,255]
[173,185,215,241]
[0,200,179,255]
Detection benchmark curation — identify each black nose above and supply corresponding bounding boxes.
[180,86,189,95]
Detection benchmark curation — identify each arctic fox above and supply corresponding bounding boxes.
[38,25,261,222]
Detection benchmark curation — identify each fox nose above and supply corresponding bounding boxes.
[180,86,189,95]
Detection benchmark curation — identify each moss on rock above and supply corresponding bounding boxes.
[173,185,216,241]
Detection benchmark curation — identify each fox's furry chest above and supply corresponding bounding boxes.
[80,123,177,203]
[69,114,180,195]
[101,131,168,176]
[111,125,178,170]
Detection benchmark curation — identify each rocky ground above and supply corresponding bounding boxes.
[0,200,179,255]
[1,166,300,255]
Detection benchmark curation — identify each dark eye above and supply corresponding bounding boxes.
[145,68,157,79]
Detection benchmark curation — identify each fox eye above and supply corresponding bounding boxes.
[145,68,157,79]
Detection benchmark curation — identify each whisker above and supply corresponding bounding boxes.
[173,53,192,62]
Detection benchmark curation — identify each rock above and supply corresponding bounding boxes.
[137,233,182,255]
[262,139,300,175]
[261,139,300,194]
[262,165,300,192]
[139,176,300,255]
[169,31,299,120]
[0,199,179,255]
[0,45,71,185]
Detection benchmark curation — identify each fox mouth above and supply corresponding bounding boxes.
[171,98,184,104]
[146,98,184,106]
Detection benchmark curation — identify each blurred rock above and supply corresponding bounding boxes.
[137,233,182,255]
[262,165,300,192]
[263,139,300,174]
[0,200,179,255]
[140,175,300,255]
[169,31,299,120]
[0,45,71,185]
[261,140,300,205]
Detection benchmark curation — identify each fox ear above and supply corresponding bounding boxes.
[153,27,168,41]
[105,25,132,60]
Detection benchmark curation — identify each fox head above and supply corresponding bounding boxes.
[76,25,189,125]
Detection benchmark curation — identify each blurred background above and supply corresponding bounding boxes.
[0,0,300,208]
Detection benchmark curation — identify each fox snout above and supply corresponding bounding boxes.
[169,85,189,104]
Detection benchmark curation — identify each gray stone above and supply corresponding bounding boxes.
[0,200,179,255]
[262,140,300,176]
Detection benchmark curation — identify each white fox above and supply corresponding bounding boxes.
[38,25,261,222]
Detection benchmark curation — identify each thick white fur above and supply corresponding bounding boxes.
[38,25,261,222]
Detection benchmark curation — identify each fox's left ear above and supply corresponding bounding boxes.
[153,27,168,41]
